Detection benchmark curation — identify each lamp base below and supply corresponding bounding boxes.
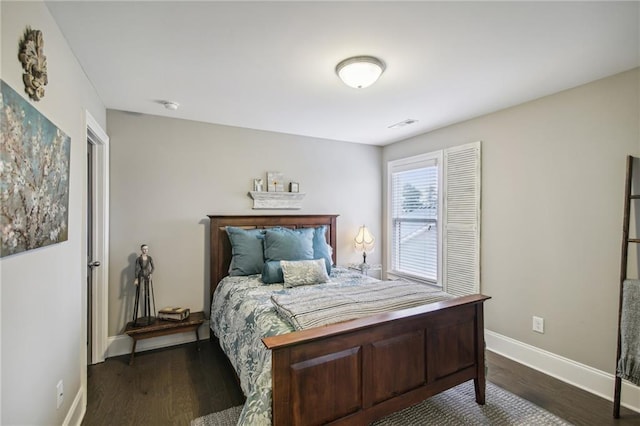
[358,262,371,272]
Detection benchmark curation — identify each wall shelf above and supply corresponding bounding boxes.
[248,191,305,210]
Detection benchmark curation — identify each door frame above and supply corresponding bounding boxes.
[86,111,109,364]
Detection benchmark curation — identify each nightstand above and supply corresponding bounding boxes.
[347,263,382,279]
[124,311,205,365]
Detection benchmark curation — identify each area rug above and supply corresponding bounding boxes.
[191,381,572,426]
[192,405,243,426]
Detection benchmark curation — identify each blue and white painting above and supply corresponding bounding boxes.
[0,80,70,257]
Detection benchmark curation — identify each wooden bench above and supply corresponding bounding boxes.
[124,311,205,365]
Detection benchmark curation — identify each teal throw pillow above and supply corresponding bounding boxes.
[226,226,265,276]
[263,227,314,262]
[312,225,333,275]
[262,260,284,284]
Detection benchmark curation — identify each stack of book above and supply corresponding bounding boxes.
[158,306,190,321]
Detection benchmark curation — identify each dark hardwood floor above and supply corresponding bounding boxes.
[485,351,639,426]
[82,341,639,425]
[82,340,244,426]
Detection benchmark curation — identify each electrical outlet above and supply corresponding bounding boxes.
[532,316,544,334]
[56,380,64,409]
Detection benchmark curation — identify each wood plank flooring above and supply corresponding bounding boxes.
[485,351,639,426]
[82,340,639,425]
[82,340,244,425]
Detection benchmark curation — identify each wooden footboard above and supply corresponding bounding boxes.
[263,294,490,426]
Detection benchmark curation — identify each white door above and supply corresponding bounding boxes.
[86,112,109,364]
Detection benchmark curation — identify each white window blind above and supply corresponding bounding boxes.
[387,141,481,295]
[389,153,441,284]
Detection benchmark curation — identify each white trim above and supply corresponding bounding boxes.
[62,386,84,426]
[86,111,108,143]
[106,322,210,358]
[86,111,109,365]
[486,330,640,413]
[387,151,439,171]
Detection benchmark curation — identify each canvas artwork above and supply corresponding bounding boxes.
[0,80,71,257]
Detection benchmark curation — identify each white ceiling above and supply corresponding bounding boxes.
[46,1,639,146]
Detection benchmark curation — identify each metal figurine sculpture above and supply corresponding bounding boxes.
[132,244,156,326]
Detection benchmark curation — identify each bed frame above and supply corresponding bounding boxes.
[208,214,490,426]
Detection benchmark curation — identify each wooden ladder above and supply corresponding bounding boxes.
[613,155,638,418]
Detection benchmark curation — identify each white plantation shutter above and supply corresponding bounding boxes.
[443,141,481,296]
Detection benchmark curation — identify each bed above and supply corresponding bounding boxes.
[208,214,490,425]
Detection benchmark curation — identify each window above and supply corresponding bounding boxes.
[389,152,441,284]
[387,142,481,296]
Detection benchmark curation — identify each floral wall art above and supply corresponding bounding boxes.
[0,80,70,257]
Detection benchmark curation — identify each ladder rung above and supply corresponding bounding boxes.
[629,239,640,243]
[630,195,640,199]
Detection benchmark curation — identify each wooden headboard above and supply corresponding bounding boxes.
[207,215,338,303]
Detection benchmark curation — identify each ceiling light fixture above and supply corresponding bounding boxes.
[336,56,385,89]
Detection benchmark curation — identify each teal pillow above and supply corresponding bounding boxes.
[312,225,333,275]
[263,227,315,261]
[226,226,265,276]
[262,260,284,284]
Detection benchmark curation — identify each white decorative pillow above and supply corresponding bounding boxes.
[281,258,329,288]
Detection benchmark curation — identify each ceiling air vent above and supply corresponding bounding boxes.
[388,119,418,129]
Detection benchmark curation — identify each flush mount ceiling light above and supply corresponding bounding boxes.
[335,56,385,89]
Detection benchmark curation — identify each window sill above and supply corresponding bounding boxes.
[387,272,440,289]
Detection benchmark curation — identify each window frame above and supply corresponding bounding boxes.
[386,151,444,286]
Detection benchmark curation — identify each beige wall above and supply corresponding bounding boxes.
[106,111,382,336]
[383,68,640,373]
[1,1,106,424]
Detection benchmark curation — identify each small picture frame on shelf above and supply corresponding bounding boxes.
[289,182,299,193]
[267,171,284,192]
[253,178,264,192]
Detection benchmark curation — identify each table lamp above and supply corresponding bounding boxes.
[354,225,375,265]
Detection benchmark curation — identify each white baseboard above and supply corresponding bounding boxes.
[485,330,640,414]
[107,322,210,358]
[63,386,84,426]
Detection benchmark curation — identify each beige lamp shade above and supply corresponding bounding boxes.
[354,225,375,258]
